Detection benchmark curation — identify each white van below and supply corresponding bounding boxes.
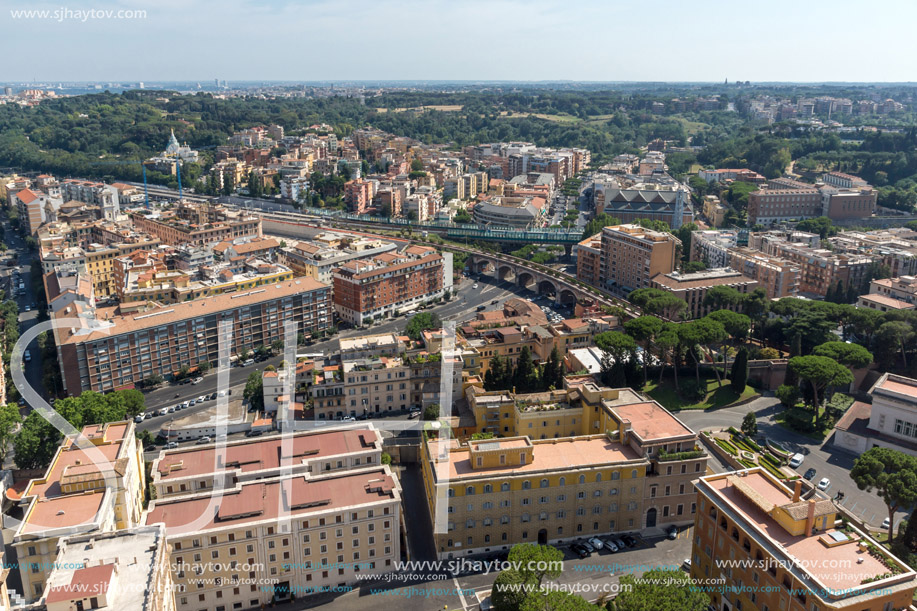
[788,453,805,469]
[242,358,255,367]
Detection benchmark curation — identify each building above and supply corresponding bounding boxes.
[472,196,548,228]
[747,187,823,225]
[822,171,868,189]
[596,187,691,228]
[576,225,679,296]
[702,195,727,228]
[39,525,175,611]
[696,168,766,184]
[332,245,451,325]
[129,203,261,247]
[863,276,917,306]
[278,235,398,285]
[144,463,401,610]
[12,187,63,235]
[691,232,800,298]
[692,468,916,611]
[651,268,759,319]
[752,237,875,297]
[12,421,146,602]
[53,278,331,394]
[834,372,917,457]
[422,377,706,558]
[345,179,375,214]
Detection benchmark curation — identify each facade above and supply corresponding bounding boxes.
[651,268,759,319]
[472,196,548,228]
[40,525,175,611]
[576,225,679,295]
[54,278,331,393]
[834,373,917,457]
[747,187,823,225]
[423,377,706,558]
[595,188,692,228]
[692,468,916,611]
[12,421,146,602]
[279,236,398,285]
[144,465,401,611]
[129,204,261,247]
[332,246,451,325]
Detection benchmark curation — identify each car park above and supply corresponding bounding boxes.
[817,477,831,491]
[803,468,817,480]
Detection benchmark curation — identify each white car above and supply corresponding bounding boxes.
[134,415,144,423]
[472,284,478,289]
[191,377,204,385]
[881,517,892,530]
[817,477,831,491]
[789,453,805,468]
[158,408,169,416]
[197,436,211,444]
[587,537,604,550]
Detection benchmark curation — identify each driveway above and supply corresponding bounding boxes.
[676,397,895,528]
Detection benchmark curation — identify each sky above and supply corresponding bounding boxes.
[2,0,916,83]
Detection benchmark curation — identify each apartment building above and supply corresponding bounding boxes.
[129,204,261,247]
[144,465,401,611]
[651,268,759,319]
[702,195,727,227]
[423,376,706,558]
[279,236,398,285]
[53,278,331,394]
[574,234,602,287]
[12,421,146,602]
[830,229,917,277]
[345,179,375,214]
[576,225,679,295]
[692,468,916,611]
[39,525,175,611]
[834,372,917,458]
[332,245,451,325]
[150,426,383,498]
[310,353,462,419]
[755,238,875,296]
[691,232,799,299]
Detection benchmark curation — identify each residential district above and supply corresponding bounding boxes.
[2,95,917,611]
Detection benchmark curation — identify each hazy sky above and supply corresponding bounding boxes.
[3,0,916,83]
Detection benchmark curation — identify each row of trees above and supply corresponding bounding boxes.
[483,346,566,395]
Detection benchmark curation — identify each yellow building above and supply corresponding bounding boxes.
[12,421,146,602]
[693,468,917,611]
[424,375,707,558]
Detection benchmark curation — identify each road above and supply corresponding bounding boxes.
[134,268,559,432]
[675,396,896,529]
[2,219,45,408]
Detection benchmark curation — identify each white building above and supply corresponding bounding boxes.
[834,373,917,457]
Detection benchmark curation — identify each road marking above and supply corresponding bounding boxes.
[452,575,470,611]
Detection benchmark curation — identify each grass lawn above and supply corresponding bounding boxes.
[774,405,833,441]
[644,376,758,412]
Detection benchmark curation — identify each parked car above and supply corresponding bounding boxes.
[197,436,211,444]
[209,393,217,401]
[143,412,152,420]
[476,305,486,311]
[242,358,255,367]
[165,442,179,449]
[23,349,31,362]
[803,468,817,480]
[246,430,263,437]
[158,408,169,416]
[580,541,595,554]
[666,526,679,540]
[191,377,204,385]
[134,415,144,423]
[610,537,627,550]
[166,406,175,413]
[601,538,619,553]
[409,408,422,419]
[24,305,30,311]
[571,543,590,558]
[621,534,638,548]
[587,536,605,550]
[682,558,692,572]
[881,517,892,530]
[789,453,805,468]
[198,395,206,402]
[491,299,499,304]
[181,401,190,409]
[472,284,479,289]
[817,477,831,491]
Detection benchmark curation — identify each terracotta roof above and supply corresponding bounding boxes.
[610,401,695,442]
[16,188,39,204]
[45,563,115,604]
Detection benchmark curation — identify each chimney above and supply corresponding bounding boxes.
[805,498,817,537]
[793,480,802,502]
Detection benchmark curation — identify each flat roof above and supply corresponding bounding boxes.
[875,374,917,398]
[145,469,398,535]
[704,470,897,592]
[611,401,695,442]
[155,428,380,481]
[431,436,641,480]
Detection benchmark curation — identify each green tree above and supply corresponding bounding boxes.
[703,285,743,311]
[875,321,914,368]
[14,412,62,470]
[541,346,565,390]
[776,384,800,408]
[405,312,442,341]
[628,288,687,320]
[581,214,621,240]
[0,403,22,466]
[243,371,264,412]
[508,543,563,586]
[492,569,531,611]
[623,316,664,384]
[850,447,917,543]
[730,347,749,393]
[513,346,538,393]
[422,403,440,421]
[609,568,709,611]
[679,318,727,386]
[812,341,873,370]
[706,309,751,380]
[741,410,758,438]
[521,590,594,611]
[788,356,854,428]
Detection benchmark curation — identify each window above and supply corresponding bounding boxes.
[540,479,549,488]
